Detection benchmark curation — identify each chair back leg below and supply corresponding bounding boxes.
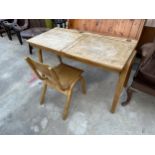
[0,32,3,37]
[57,56,63,63]
[29,44,33,54]
[5,28,12,40]
[80,76,86,94]
[16,31,23,45]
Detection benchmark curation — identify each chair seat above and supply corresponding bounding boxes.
[53,63,83,89]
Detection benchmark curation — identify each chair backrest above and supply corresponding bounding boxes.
[25,57,63,89]
[29,19,46,28]
[13,19,29,30]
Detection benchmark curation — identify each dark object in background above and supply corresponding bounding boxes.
[0,19,13,39]
[52,19,67,28]
[21,27,50,54]
[122,38,155,106]
[2,19,28,44]
[0,20,5,37]
[12,19,29,44]
[2,19,16,40]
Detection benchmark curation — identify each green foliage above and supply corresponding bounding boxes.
[45,19,53,28]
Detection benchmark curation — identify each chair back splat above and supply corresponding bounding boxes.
[25,57,63,90]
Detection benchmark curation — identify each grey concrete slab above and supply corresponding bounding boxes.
[0,34,155,135]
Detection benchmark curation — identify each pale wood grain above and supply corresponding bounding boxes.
[63,32,137,71]
[111,50,137,113]
[27,28,83,53]
[69,19,145,40]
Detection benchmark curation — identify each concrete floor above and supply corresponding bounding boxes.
[0,34,155,135]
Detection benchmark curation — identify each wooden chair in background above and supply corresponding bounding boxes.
[25,57,86,120]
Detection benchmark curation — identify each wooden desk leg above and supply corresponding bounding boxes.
[37,49,43,63]
[110,50,136,113]
[110,66,129,113]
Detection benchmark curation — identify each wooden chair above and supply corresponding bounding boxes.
[25,57,86,120]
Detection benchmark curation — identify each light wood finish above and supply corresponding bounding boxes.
[63,32,137,72]
[40,82,47,104]
[27,27,83,54]
[111,50,137,113]
[63,89,73,120]
[25,57,86,120]
[69,19,145,40]
[27,20,145,113]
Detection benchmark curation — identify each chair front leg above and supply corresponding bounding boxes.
[40,83,47,105]
[5,27,12,40]
[63,90,73,120]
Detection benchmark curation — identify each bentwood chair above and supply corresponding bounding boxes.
[25,57,86,120]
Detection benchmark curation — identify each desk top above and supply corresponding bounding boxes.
[63,32,137,71]
[28,28,137,71]
[27,28,83,52]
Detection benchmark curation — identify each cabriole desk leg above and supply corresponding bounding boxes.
[37,48,43,63]
[110,50,136,113]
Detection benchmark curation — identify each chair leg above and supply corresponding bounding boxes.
[0,32,3,37]
[16,31,23,45]
[63,90,73,120]
[40,83,47,105]
[5,28,12,40]
[57,56,63,63]
[80,76,86,94]
[121,86,133,106]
